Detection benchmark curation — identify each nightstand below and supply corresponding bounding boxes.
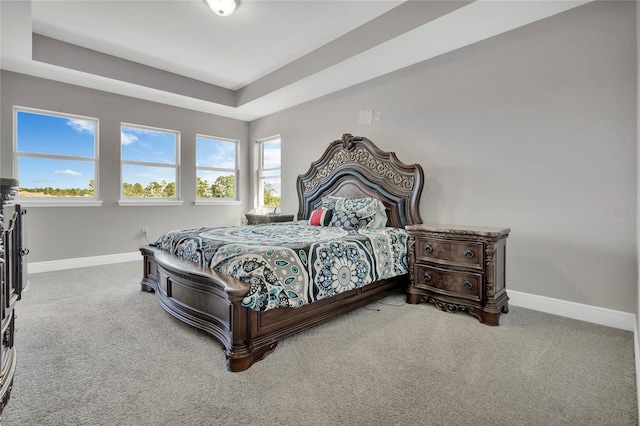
[245,214,295,225]
[406,224,510,326]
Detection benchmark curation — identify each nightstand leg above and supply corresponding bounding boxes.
[406,291,422,304]
[479,311,501,326]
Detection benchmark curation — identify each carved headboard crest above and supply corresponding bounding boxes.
[340,133,363,150]
[296,135,424,228]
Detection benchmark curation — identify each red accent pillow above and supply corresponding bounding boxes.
[308,208,333,226]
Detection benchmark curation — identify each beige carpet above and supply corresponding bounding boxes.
[2,261,637,425]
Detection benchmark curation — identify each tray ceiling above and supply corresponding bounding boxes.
[1,0,590,121]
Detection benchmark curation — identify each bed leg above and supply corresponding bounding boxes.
[140,282,155,292]
[226,342,278,372]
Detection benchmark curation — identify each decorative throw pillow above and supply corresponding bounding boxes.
[320,195,343,211]
[308,208,333,226]
[339,197,376,213]
[329,209,374,230]
[321,196,388,229]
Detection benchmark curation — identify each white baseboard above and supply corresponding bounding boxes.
[508,289,636,332]
[635,320,639,416]
[26,251,141,274]
[27,253,636,332]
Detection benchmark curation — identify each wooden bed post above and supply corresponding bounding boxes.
[225,298,279,372]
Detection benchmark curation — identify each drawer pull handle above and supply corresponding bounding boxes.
[464,248,475,259]
[424,244,433,254]
[423,272,432,282]
[462,279,473,290]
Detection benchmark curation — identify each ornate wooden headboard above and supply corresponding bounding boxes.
[296,134,424,228]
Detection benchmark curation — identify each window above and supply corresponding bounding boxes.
[14,107,99,205]
[257,136,281,208]
[120,124,180,203]
[196,135,238,201]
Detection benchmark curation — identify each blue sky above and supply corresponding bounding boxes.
[17,110,96,189]
[16,110,279,194]
[17,113,179,190]
[196,137,237,193]
[121,125,177,187]
[261,139,281,196]
[196,136,236,170]
[262,139,280,169]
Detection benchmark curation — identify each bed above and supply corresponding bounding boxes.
[139,134,424,371]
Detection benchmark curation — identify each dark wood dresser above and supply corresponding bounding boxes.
[245,214,294,225]
[0,178,27,419]
[406,224,509,326]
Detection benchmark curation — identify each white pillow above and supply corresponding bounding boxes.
[369,200,388,228]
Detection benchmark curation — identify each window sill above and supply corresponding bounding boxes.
[16,199,103,207]
[194,199,241,206]
[118,199,184,207]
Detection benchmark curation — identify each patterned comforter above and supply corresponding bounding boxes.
[152,221,409,312]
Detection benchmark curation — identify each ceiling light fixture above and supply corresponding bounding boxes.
[206,0,237,17]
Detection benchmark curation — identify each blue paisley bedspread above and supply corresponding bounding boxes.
[151,221,408,312]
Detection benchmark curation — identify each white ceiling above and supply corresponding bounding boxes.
[1,0,590,122]
[31,0,404,90]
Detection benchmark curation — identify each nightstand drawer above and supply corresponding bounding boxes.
[414,264,483,303]
[415,237,483,269]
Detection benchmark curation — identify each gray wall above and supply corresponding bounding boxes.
[1,71,249,262]
[637,0,640,335]
[0,2,635,314]
[249,1,638,313]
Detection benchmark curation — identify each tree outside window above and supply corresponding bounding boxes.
[196,136,238,200]
[258,137,281,208]
[121,124,179,199]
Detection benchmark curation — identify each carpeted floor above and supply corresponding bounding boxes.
[2,261,637,425]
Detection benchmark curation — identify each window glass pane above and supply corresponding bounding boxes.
[17,110,95,158]
[18,157,95,197]
[262,139,281,169]
[260,169,281,178]
[261,176,281,207]
[121,126,176,164]
[196,137,236,168]
[197,171,236,198]
[122,164,176,198]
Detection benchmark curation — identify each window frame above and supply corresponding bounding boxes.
[256,135,282,210]
[194,134,240,206]
[118,122,182,207]
[13,106,101,207]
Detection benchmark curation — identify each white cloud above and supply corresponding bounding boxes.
[54,169,82,177]
[262,149,281,168]
[121,132,139,146]
[66,119,95,134]
[209,157,236,168]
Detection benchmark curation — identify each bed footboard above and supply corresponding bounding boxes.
[140,246,407,371]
